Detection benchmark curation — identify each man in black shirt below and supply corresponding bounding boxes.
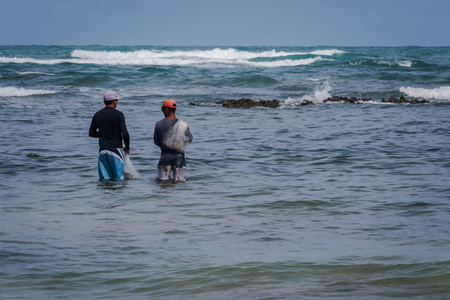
[89,91,130,180]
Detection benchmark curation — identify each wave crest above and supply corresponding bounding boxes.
[400,86,450,100]
[72,49,334,67]
[349,59,413,67]
[283,81,333,106]
[0,87,58,97]
[0,48,344,67]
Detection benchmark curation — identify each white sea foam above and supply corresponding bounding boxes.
[72,48,308,61]
[18,71,56,76]
[283,81,332,106]
[0,87,58,97]
[72,48,342,61]
[385,60,412,67]
[307,77,331,82]
[0,48,343,67]
[305,81,333,103]
[349,59,412,67]
[310,49,346,56]
[398,60,412,67]
[0,57,68,64]
[247,56,333,67]
[71,49,336,67]
[400,86,450,100]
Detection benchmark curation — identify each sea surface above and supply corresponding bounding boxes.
[1,46,449,299]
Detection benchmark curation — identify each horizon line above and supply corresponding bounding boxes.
[1,44,449,48]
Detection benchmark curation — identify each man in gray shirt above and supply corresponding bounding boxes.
[154,99,193,182]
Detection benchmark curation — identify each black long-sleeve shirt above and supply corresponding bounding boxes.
[89,107,130,150]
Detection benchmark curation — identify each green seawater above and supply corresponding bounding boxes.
[1,46,449,299]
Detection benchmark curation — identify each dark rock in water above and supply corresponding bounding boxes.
[382,97,429,104]
[299,100,314,106]
[323,96,374,103]
[391,96,408,103]
[410,99,430,104]
[191,96,430,108]
[217,98,280,108]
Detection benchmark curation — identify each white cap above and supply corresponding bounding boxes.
[103,91,121,101]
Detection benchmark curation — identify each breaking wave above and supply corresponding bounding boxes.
[0,87,58,97]
[310,49,346,56]
[283,81,333,106]
[400,86,450,100]
[0,57,67,65]
[349,59,413,67]
[0,48,343,67]
[18,71,56,76]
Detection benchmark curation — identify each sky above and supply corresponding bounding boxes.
[1,0,449,46]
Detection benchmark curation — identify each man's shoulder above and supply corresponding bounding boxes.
[155,118,174,125]
[111,107,124,115]
[154,118,164,130]
[93,108,105,117]
[93,107,124,118]
[107,107,125,117]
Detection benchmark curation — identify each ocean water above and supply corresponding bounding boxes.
[1,46,449,299]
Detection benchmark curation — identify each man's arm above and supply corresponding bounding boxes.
[120,115,130,154]
[89,117,99,138]
[153,123,161,147]
[186,126,193,143]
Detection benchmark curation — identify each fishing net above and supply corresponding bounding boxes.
[124,153,139,179]
[164,120,189,152]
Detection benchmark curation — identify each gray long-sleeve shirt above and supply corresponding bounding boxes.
[154,118,193,155]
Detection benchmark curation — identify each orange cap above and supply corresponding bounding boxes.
[160,99,177,108]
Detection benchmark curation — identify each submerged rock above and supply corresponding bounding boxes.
[382,97,429,104]
[409,99,430,104]
[323,96,374,103]
[299,100,314,106]
[189,95,430,108]
[216,98,280,108]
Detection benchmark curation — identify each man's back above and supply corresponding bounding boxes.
[154,118,193,155]
[89,107,129,149]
